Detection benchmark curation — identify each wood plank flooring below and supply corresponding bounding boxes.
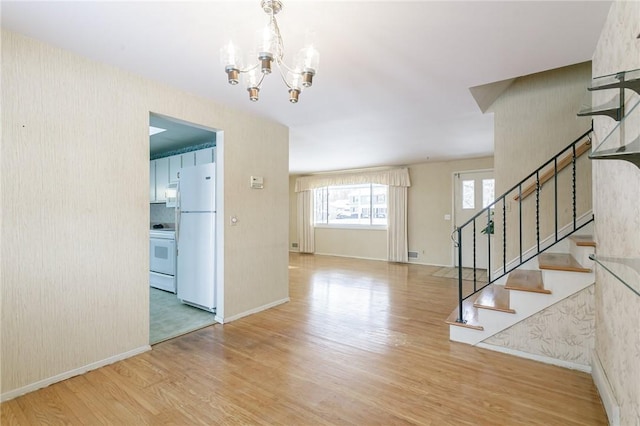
[2,253,607,425]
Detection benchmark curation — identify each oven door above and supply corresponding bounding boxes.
[150,237,176,276]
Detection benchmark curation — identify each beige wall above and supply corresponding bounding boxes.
[591,1,640,423]
[1,30,289,396]
[289,156,493,265]
[492,62,593,264]
[407,157,493,266]
[315,227,387,260]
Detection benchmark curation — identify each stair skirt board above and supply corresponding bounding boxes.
[475,342,591,373]
[451,279,595,345]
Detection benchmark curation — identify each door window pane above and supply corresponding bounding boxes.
[482,178,495,208]
[462,180,475,209]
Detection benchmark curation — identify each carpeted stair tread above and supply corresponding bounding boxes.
[445,299,483,330]
[505,270,550,294]
[538,253,591,273]
[473,285,516,313]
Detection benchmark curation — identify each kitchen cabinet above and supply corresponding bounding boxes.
[181,152,195,169]
[169,155,182,183]
[154,157,169,202]
[150,161,156,201]
[195,147,215,165]
[150,147,215,203]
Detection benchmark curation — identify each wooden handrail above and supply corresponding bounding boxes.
[513,137,592,201]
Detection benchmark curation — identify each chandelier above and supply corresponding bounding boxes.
[220,0,319,103]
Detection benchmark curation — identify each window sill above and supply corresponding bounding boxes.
[314,224,388,231]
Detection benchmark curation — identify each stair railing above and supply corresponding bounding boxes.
[453,125,595,324]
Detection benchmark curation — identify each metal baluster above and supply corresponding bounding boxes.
[519,183,522,264]
[457,227,464,324]
[487,209,491,283]
[554,157,558,242]
[536,171,540,253]
[572,143,577,231]
[502,200,506,275]
[473,219,477,293]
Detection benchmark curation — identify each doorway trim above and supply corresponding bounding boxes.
[450,168,494,267]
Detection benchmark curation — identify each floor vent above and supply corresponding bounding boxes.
[292,242,299,248]
[408,251,418,259]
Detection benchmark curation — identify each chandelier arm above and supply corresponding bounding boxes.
[275,58,299,75]
[257,70,267,88]
[238,63,260,74]
[274,60,293,90]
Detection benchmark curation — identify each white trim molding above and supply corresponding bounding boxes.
[1,345,151,402]
[215,297,290,324]
[591,350,620,426]
[476,342,591,373]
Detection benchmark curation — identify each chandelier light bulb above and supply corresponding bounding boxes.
[219,0,318,103]
[287,71,303,103]
[296,45,319,87]
[244,68,262,102]
[220,41,242,85]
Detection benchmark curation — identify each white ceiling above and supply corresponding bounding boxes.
[1,1,612,174]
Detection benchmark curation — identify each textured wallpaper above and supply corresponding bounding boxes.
[1,28,290,397]
[591,1,640,424]
[484,285,594,367]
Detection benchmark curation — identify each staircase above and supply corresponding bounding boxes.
[447,127,596,350]
[447,232,595,345]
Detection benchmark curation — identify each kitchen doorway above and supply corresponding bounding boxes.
[148,113,221,344]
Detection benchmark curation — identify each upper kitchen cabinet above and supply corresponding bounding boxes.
[150,161,156,201]
[195,147,215,165]
[150,147,216,203]
[181,152,195,169]
[169,155,182,183]
[153,157,170,203]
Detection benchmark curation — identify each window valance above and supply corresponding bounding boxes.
[295,167,410,192]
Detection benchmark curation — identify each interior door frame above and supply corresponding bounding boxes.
[450,168,494,267]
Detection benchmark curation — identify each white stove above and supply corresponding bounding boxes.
[150,227,176,293]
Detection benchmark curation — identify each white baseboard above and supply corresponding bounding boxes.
[476,342,591,373]
[592,350,620,426]
[0,345,151,402]
[313,252,386,262]
[408,259,453,267]
[215,297,290,324]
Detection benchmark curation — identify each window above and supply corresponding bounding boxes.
[314,184,387,226]
[482,178,495,208]
[462,180,475,209]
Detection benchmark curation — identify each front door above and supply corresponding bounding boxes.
[454,170,494,270]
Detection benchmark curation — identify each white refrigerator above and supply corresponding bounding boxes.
[176,162,216,312]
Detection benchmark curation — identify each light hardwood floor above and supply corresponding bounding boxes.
[2,253,607,425]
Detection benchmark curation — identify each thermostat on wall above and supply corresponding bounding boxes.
[250,176,264,189]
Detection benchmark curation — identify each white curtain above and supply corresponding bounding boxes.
[295,167,410,191]
[297,190,315,253]
[387,185,408,263]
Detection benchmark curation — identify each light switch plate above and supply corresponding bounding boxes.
[250,176,264,189]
